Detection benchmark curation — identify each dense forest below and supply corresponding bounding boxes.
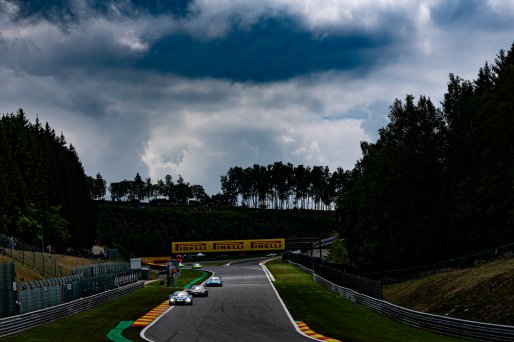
[95,205,337,256]
[1,44,513,271]
[339,43,514,271]
[0,110,95,250]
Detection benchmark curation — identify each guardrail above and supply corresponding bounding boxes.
[0,281,144,337]
[312,236,336,248]
[287,260,514,342]
[284,252,381,298]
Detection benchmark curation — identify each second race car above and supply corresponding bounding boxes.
[188,285,209,297]
[205,276,223,287]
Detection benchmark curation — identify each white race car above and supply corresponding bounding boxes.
[169,291,193,305]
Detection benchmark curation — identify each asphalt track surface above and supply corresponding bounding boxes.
[144,258,315,342]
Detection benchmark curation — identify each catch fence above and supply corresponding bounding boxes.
[0,234,59,277]
[283,252,382,299]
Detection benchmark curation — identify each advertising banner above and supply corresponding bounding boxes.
[172,238,285,253]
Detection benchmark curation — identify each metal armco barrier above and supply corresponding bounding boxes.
[0,281,143,337]
[287,260,514,342]
[283,252,382,299]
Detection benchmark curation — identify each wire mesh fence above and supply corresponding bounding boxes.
[0,234,60,277]
[283,252,383,299]
[314,263,383,299]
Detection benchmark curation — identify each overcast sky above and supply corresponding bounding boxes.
[1,0,513,194]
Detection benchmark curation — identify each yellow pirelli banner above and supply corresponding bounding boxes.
[172,238,285,253]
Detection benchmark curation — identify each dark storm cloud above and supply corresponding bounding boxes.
[8,0,192,26]
[137,15,399,82]
[3,1,411,83]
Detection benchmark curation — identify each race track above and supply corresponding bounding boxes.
[143,258,315,342]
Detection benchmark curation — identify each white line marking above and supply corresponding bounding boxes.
[261,264,276,282]
[225,257,263,267]
[260,260,322,341]
[240,266,263,271]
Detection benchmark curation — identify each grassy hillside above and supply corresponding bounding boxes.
[0,253,105,282]
[383,257,514,325]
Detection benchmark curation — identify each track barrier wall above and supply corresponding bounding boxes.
[17,262,135,315]
[0,281,143,337]
[0,261,137,318]
[0,263,16,318]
